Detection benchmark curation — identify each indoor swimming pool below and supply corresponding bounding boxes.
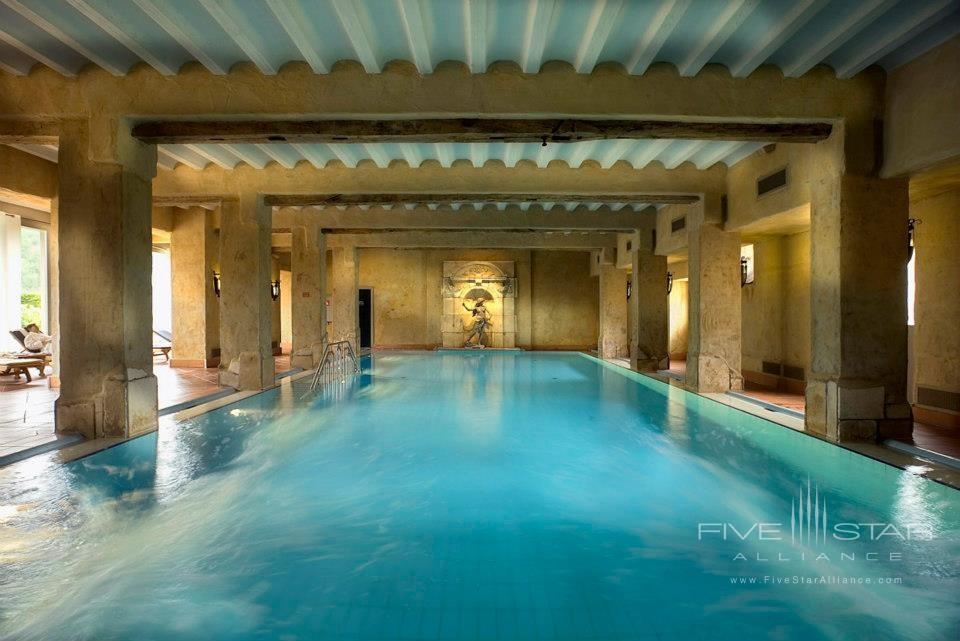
[0,352,957,640]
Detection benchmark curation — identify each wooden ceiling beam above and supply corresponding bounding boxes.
[132,119,832,145]
[263,192,698,207]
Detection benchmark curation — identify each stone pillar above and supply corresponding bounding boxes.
[290,222,327,369]
[807,135,911,441]
[218,194,274,390]
[686,196,743,392]
[329,245,359,352]
[597,249,628,359]
[170,207,219,367]
[55,119,158,439]
[630,225,669,371]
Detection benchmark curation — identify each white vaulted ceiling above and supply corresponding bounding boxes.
[7,138,766,172]
[154,139,765,171]
[0,0,956,79]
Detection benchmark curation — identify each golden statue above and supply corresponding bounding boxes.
[462,297,491,348]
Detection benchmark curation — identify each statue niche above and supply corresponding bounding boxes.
[441,261,517,349]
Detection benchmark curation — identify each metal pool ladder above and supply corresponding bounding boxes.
[309,340,361,391]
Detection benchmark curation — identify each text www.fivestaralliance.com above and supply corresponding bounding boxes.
[730,576,902,585]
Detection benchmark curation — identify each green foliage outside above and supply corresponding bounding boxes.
[19,227,45,329]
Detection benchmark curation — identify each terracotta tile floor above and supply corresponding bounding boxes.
[0,355,296,460]
[739,381,807,413]
[898,423,960,460]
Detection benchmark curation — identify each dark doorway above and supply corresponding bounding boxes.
[358,288,372,350]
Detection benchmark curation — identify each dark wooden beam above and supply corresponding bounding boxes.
[132,119,832,144]
[264,193,698,207]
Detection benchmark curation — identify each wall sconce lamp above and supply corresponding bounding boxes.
[271,279,281,301]
[626,279,632,300]
[212,271,222,298]
[740,244,755,287]
[667,271,674,294]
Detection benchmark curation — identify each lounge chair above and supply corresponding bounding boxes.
[6,326,53,372]
[153,329,172,361]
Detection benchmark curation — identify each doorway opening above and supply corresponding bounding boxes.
[359,288,372,350]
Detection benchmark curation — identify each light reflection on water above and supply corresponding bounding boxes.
[0,352,958,641]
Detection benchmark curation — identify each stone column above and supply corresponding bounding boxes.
[329,245,359,352]
[597,249,628,359]
[55,119,158,439]
[807,134,911,441]
[686,196,743,392]
[630,224,670,371]
[170,207,219,367]
[218,194,274,390]
[290,222,327,368]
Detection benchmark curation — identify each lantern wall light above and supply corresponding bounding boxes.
[212,271,222,298]
[740,244,755,287]
[271,279,281,301]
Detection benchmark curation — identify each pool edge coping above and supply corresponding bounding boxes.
[578,351,960,491]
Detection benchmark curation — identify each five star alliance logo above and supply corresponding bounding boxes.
[791,478,828,546]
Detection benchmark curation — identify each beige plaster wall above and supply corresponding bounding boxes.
[531,251,598,350]
[741,237,784,373]
[668,279,688,358]
[280,269,292,353]
[356,248,594,350]
[0,144,57,200]
[884,35,960,178]
[725,143,818,231]
[913,189,960,396]
[270,255,281,353]
[739,232,811,376]
[781,231,811,370]
[655,204,689,257]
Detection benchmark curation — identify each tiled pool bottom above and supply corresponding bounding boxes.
[0,352,958,640]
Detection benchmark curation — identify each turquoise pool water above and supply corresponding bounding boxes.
[0,352,958,640]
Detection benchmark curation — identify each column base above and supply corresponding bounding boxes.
[55,373,158,440]
[630,356,668,372]
[219,351,274,390]
[805,379,913,442]
[685,354,743,392]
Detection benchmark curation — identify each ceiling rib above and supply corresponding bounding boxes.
[1,0,123,75]
[64,0,176,75]
[134,0,226,75]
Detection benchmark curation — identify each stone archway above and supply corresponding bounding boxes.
[442,261,517,348]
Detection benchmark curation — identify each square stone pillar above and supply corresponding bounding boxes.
[630,225,669,371]
[290,223,327,369]
[55,120,158,439]
[170,207,219,367]
[686,197,743,392]
[218,194,274,390]
[598,250,628,359]
[330,246,359,352]
[807,155,911,441]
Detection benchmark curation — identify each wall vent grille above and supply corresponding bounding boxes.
[757,168,788,196]
[782,364,805,381]
[917,387,960,412]
[761,361,781,376]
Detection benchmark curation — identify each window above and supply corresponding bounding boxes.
[20,225,48,329]
[152,250,173,336]
[907,247,916,326]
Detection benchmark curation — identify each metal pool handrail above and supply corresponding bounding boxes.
[309,340,361,391]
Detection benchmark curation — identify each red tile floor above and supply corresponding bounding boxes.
[0,355,295,460]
